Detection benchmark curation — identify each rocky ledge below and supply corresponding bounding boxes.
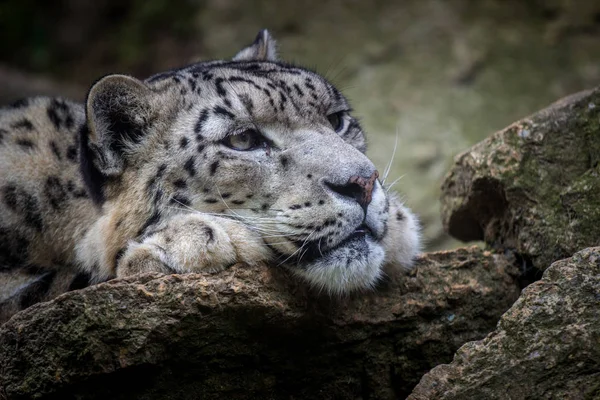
[0,248,518,400]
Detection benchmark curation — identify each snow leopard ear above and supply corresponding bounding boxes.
[82,74,158,203]
[233,29,278,62]
[85,74,157,176]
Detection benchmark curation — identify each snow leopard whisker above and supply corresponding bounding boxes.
[165,204,283,235]
[275,228,318,268]
[385,174,405,193]
[382,129,399,185]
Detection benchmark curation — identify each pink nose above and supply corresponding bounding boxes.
[347,170,379,208]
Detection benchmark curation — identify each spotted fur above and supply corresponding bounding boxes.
[0,30,420,323]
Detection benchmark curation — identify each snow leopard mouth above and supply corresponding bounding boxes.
[288,224,375,265]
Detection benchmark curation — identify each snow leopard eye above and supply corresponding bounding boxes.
[222,129,265,151]
[327,112,345,132]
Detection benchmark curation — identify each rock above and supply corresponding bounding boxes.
[0,247,519,400]
[441,87,600,271]
[408,247,600,400]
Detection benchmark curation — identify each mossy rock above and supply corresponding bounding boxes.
[409,246,600,399]
[441,87,600,271]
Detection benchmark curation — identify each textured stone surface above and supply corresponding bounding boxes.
[409,247,600,400]
[441,87,600,271]
[0,247,518,400]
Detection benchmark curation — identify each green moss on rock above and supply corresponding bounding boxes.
[441,87,600,270]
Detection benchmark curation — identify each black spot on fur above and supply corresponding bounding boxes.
[173,179,187,189]
[304,202,312,207]
[204,199,218,204]
[290,204,302,210]
[213,106,234,119]
[209,160,219,175]
[66,145,78,162]
[215,78,227,97]
[396,211,405,221]
[324,218,336,227]
[280,155,289,169]
[239,94,255,112]
[278,91,288,111]
[44,176,67,210]
[2,184,18,210]
[146,164,167,191]
[261,203,269,211]
[194,109,209,137]
[16,139,35,149]
[203,226,215,243]
[231,200,245,205]
[318,200,325,205]
[47,99,74,131]
[170,194,191,207]
[293,84,305,97]
[307,174,313,179]
[184,157,196,177]
[197,144,205,153]
[179,136,189,149]
[146,71,176,83]
[49,141,62,160]
[221,192,231,199]
[2,184,43,231]
[11,119,34,131]
[68,272,92,291]
[228,76,256,85]
[73,188,88,198]
[188,78,197,92]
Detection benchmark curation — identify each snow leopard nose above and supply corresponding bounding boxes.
[324,170,379,209]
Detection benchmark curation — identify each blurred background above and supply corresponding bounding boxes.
[1,0,599,251]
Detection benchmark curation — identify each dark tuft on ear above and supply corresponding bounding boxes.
[81,74,157,204]
[233,29,278,62]
[84,74,155,176]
